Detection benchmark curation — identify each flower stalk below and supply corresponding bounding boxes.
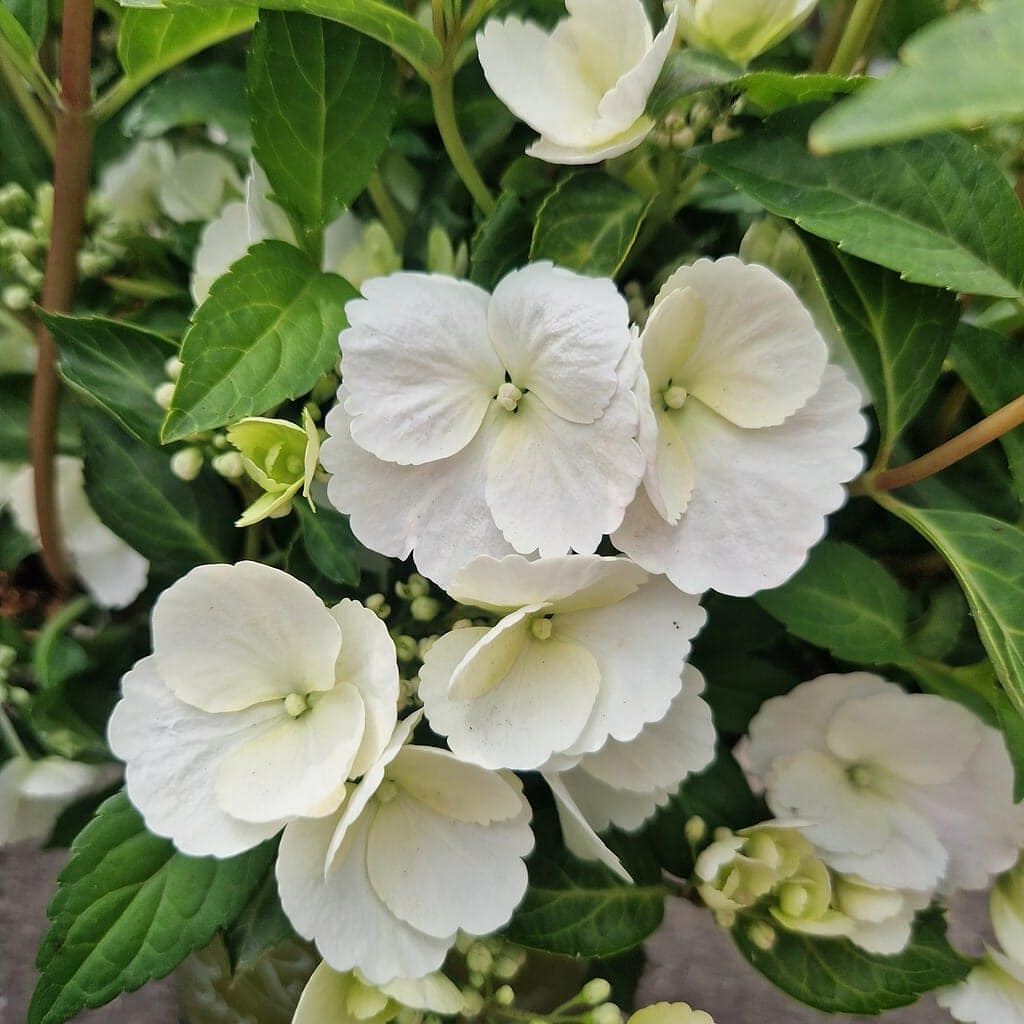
[828,0,885,76]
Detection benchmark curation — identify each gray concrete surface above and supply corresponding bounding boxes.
[1,846,985,1023]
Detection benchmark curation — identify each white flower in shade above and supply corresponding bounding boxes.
[629,1003,715,1024]
[191,163,399,303]
[545,665,715,880]
[671,0,818,65]
[293,961,464,1024]
[613,257,866,597]
[157,148,243,225]
[477,0,677,165]
[418,554,704,773]
[276,713,533,984]
[108,561,398,857]
[992,856,1024,964]
[322,265,643,587]
[5,456,149,609]
[0,755,117,847]
[97,140,174,225]
[748,673,1024,894]
[938,953,1024,1024]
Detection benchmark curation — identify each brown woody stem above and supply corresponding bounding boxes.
[29,0,95,593]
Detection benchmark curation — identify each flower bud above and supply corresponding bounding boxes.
[164,355,183,380]
[588,1002,622,1024]
[684,815,706,845]
[395,635,419,663]
[582,979,612,1006]
[410,596,441,622]
[153,381,176,410]
[2,284,33,311]
[0,182,31,219]
[747,920,777,952]
[494,985,515,1006]
[170,447,204,482]
[211,451,245,479]
[461,988,484,1017]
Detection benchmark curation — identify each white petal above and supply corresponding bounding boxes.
[379,973,464,1014]
[448,552,647,616]
[342,274,503,465]
[17,757,109,800]
[322,398,512,589]
[564,0,653,89]
[847,905,917,955]
[527,119,653,165]
[277,806,453,985]
[418,626,600,770]
[70,535,150,610]
[488,264,630,424]
[108,657,283,856]
[556,764,671,832]
[558,578,705,756]
[330,599,400,777]
[246,162,296,245]
[938,954,1024,1024]
[292,963,358,1024]
[640,285,704,393]
[747,672,898,781]
[151,561,342,713]
[215,683,365,823]
[486,386,644,558]
[653,257,828,428]
[545,771,631,882]
[615,365,866,596]
[191,200,249,304]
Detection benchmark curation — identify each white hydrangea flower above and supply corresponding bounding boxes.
[276,713,534,985]
[630,1003,715,1024]
[938,952,1024,1024]
[671,0,818,65]
[827,875,931,955]
[97,139,175,225]
[477,0,677,165]
[108,561,398,857]
[293,961,463,1024]
[157,148,243,225]
[5,456,149,609]
[613,257,866,597]
[0,755,117,847]
[191,162,398,303]
[418,554,704,773]
[545,665,715,880]
[322,265,644,587]
[991,856,1024,964]
[748,673,1024,893]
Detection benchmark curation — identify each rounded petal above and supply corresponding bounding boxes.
[151,561,342,713]
[488,264,630,423]
[246,162,297,245]
[330,599,400,777]
[486,386,644,558]
[379,972,464,1014]
[277,807,453,985]
[292,963,359,1024]
[556,764,671,833]
[108,657,283,856]
[545,771,631,882]
[564,0,653,89]
[558,579,705,756]
[71,535,150,610]
[322,399,512,589]
[342,274,502,465]
[447,604,546,701]
[527,119,653,165]
[191,200,249,304]
[615,365,866,596]
[938,953,1024,1024]
[630,1003,715,1024]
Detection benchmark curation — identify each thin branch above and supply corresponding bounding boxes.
[29,0,96,594]
[828,0,885,76]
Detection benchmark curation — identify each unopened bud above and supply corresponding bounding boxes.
[494,985,515,1006]
[747,920,777,952]
[395,635,419,662]
[2,284,32,311]
[588,1003,622,1024]
[164,355,183,380]
[410,595,441,622]
[467,942,493,974]
[581,979,612,1006]
[153,381,176,410]
[492,955,520,980]
[452,618,473,629]
[685,816,707,845]
[461,989,484,1017]
[417,636,438,659]
[211,451,244,479]
[170,447,203,481]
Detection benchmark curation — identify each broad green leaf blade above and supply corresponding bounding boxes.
[0,99,48,187]
[889,501,1024,715]
[530,172,648,278]
[248,12,395,234]
[802,237,958,453]
[43,312,174,446]
[812,2,1024,154]
[30,792,272,1024]
[117,5,256,86]
[737,71,861,116]
[757,541,912,666]
[80,405,239,574]
[4,0,46,46]
[0,373,78,460]
[0,2,36,62]
[162,241,355,442]
[733,906,969,1014]
[224,862,294,972]
[701,106,1024,299]
[948,323,1024,505]
[470,191,536,292]
[296,502,360,586]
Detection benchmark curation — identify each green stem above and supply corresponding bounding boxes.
[0,706,28,758]
[429,66,495,214]
[828,0,885,76]
[32,594,92,686]
[0,55,56,157]
[367,170,407,249]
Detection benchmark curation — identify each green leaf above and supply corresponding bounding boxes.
[700,105,1024,299]
[224,861,294,972]
[4,0,46,46]
[248,12,395,235]
[296,502,360,587]
[0,99,48,188]
[0,510,34,571]
[30,792,272,1024]
[887,501,1024,717]
[470,191,536,292]
[530,172,648,278]
[43,313,174,447]
[163,241,355,442]
[0,373,78,461]
[80,405,239,575]
[812,2,1024,154]
[117,5,257,85]
[733,905,970,1015]
[0,2,36,63]
[803,238,958,453]
[737,71,861,115]
[948,322,1024,504]
[648,48,740,117]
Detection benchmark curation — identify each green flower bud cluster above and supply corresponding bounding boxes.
[454,935,529,1019]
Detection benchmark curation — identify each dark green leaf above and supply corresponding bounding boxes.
[224,860,294,972]
[44,312,174,446]
[0,99,48,188]
[296,502,360,586]
[163,241,355,442]
[80,405,239,575]
[30,792,272,1024]
[0,373,79,461]
[733,905,970,1014]
[737,71,861,115]
[470,191,535,292]
[4,0,45,46]
[0,2,36,63]
[700,653,796,735]
[248,12,395,234]
[804,238,958,453]
[812,2,1024,154]
[701,106,1024,299]
[648,48,740,117]
[0,510,34,570]
[531,172,648,278]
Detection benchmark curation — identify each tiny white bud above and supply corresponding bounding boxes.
[410,595,441,622]
[663,385,688,410]
[284,692,309,718]
[496,381,523,412]
[462,988,484,1016]
[170,446,203,481]
[467,943,493,974]
[406,573,430,598]
[530,617,553,641]
[588,1003,622,1024]
[366,593,387,612]
[492,955,520,980]
[164,355,183,380]
[494,985,515,1006]
[211,451,245,479]
[581,979,612,1006]
[153,381,176,410]
[452,618,473,629]
[685,815,707,845]
[2,284,32,310]
[395,635,419,662]
[417,636,438,659]
[748,920,777,952]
